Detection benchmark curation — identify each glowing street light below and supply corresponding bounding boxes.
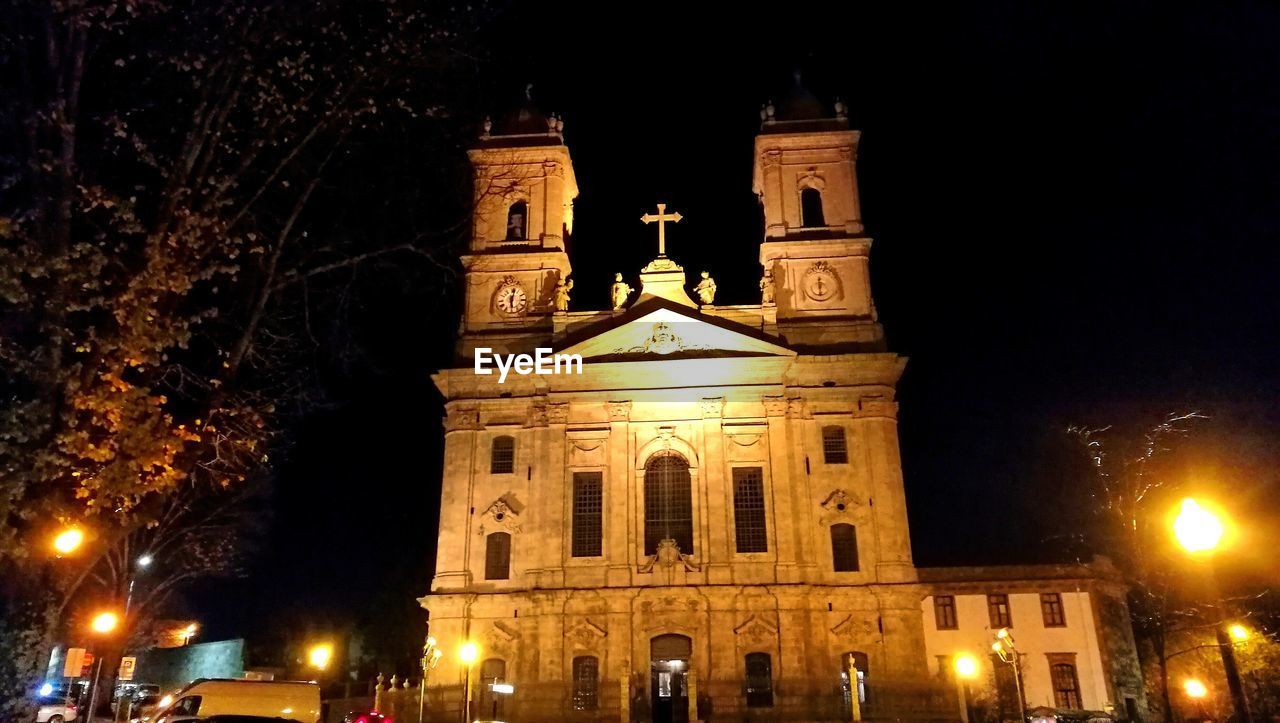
[53,528,84,556]
[1230,624,1249,642]
[91,612,119,634]
[1184,679,1208,699]
[308,643,333,670]
[137,554,154,568]
[954,654,979,680]
[1173,498,1225,554]
[459,642,480,723]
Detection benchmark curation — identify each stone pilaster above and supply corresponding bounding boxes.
[606,401,632,586]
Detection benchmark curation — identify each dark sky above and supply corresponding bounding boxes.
[194,1,1280,664]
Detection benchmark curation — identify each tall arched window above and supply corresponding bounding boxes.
[491,436,515,474]
[571,656,600,711]
[485,532,511,580]
[801,187,825,227]
[644,452,694,555]
[822,425,848,464]
[831,524,859,572]
[477,658,507,717]
[506,201,527,240]
[744,653,774,707]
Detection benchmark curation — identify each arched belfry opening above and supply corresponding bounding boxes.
[801,186,825,227]
[505,200,528,240]
[650,634,692,723]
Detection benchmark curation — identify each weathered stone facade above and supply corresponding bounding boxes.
[419,89,1144,723]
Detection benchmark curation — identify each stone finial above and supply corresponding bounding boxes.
[834,97,847,119]
[481,116,492,137]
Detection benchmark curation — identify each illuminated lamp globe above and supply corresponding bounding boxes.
[1173,498,1224,554]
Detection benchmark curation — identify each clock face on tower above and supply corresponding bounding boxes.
[495,281,528,315]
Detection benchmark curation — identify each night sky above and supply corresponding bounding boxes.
[192,2,1280,666]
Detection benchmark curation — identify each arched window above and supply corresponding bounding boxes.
[744,653,774,707]
[506,201,527,240]
[491,436,515,474]
[644,452,694,556]
[801,187,825,227]
[822,425,848,464]
[841,651,870,708]
[485,532,510,580]
[477,658,507,718]
[572,656,599,711]
[831,524,859,572]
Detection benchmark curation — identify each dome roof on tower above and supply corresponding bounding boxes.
[479,84,565,147]
[760,71,848,133]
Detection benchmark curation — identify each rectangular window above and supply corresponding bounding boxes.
[988,594,1012,628]
[934,595,958,630]
[571,472,603,558]
[822,426,849,464]
[484,532,511,580]
[831,524,859,572]
[490,436,515,474]
[572,656,599,711]
[1049,655,1083,709]
[745,653,774,707]
[1041,592,1066,627]
[733,467,768,553]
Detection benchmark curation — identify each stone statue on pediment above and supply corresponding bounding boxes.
[693,271,716,305]
[611,273,632,310]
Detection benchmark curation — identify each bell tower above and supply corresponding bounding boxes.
[754,75,884,351]
[458,89,578,358]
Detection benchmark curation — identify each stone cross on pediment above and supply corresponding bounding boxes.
[641,203,683,257]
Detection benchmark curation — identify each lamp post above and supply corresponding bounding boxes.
[991,629,1027,723]
[420,636,442,723]
[458,642,479,723]
[953,654,979,723]
[1172,497,1251,723]
[53,528,85,557]
[86,612,120,719]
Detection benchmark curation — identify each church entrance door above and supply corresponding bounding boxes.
[650,634,691,723]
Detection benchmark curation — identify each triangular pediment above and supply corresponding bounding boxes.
[557,298,795,361]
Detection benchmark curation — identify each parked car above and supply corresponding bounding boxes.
[145,679,321,723]
[34,684,79,723]
[341,711,392,723]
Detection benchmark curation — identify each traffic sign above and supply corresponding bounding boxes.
[62,648,85,678]
[118,657,136,681]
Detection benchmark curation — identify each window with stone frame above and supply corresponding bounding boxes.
[490,435,515,474]
[822,425,849,464]
[732,467,768,553]
[1048,654,1083,709]
[571,472,603,557]
[643,452,694,556]
[484,532,510,580]
[987,593,1012,628]
[744,653,774,707]
[934,595,958,630]
[830,523,859,572]
[801,187,826,227]
[1041,592,1067,627]
[571,656,599,711]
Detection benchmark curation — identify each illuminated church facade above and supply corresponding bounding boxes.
[420,88,1146,722]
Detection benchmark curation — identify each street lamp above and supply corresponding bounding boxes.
[991,629,1027,723]
[1184,679,1208,699]
[86,611,121,718]
[308,643,333,671]
[1171,497,1251,723]
[458,642,479,723]
[1229,624,1249,642]
[53,528,84,556]
[420,636,443,723]
[953,654,979,723]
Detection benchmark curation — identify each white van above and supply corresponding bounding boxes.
[150,679,321,723]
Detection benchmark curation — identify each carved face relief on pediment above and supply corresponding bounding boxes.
[478,494,524,535]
